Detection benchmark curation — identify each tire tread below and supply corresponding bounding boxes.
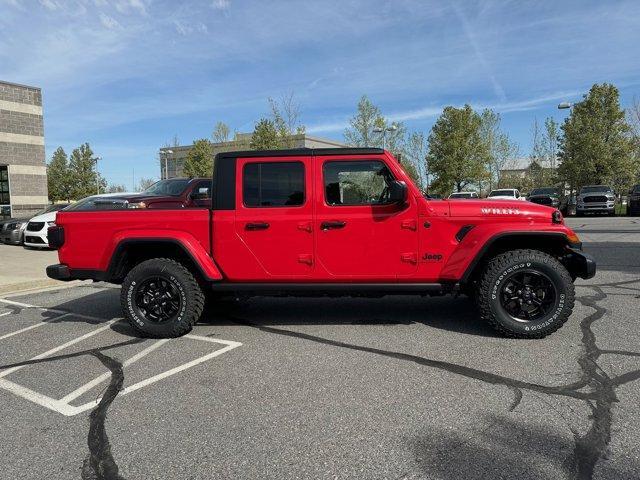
[476,249,575,339]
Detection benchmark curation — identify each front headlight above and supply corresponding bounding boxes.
[47,221,56,227]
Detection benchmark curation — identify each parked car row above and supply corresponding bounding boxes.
[443,183,640,217]
[0,178,213,248]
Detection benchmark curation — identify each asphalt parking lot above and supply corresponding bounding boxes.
[0,216,639,480]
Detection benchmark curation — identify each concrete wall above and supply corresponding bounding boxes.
[0,81,48,218]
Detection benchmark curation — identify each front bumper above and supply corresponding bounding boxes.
[577,201,615,212]
[565,248,597,279]
[1,228,24,245]
[24,228,49,247]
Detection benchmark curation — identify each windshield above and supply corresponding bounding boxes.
[450,193,474,198]
[488,190,514,197]
[44,203,70,213]
[143,179,190,196]
[530,188,557,196]
[580,186,612,194]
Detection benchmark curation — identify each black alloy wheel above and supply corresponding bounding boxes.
[134,276,182,324]
[499,270,557,322]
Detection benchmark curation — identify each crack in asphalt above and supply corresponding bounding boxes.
[81,351,127,480]
[0,338,141,480]
[230,278,640,480]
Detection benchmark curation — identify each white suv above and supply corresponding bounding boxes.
[448,191,479,199]
[487,189,526,201]
[23,204,70,248]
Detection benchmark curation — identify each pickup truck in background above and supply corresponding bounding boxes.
[64,177,212,211]
[47,148,595,339]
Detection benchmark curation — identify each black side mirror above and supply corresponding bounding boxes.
[388,180,408,204]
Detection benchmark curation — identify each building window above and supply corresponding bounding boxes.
[243,162,305,207]
[0,166,10,219]
[323,160,395,206]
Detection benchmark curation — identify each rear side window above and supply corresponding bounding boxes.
[243,162,305,207]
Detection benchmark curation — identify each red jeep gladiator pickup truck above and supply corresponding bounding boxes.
[47,148,595,339]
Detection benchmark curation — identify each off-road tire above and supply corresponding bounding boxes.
[120,258,205,338]
[476,249,575,339]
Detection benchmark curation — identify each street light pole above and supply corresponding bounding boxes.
[160,149,174,180]
[94,156,102,194]
[372,125,398,150]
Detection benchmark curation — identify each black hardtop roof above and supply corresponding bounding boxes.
[215,148,384,160]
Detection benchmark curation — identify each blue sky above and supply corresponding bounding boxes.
[1,0,640,187]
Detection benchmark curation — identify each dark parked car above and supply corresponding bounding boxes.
[527,187,561,209]
[628,185,640,216]
[0,204,68,245]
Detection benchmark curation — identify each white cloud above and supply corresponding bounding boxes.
[99,12,121,30]
[211,0,229,10]
[39,0,60,11]
[115,0,147,15]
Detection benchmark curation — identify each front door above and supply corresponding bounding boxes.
[314,156,419,280]
[234,156,314,279]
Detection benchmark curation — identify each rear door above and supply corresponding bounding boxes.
[314,156,419,280]
[233,155,314,278]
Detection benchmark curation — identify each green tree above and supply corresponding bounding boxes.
[183,139,214,178]
[404,132,428,189]
[427,105,490,195]
[558,83,636,194]
[47,147,71,202]
[106,184,127,193]
[212,122,230,144]
[250,119,281,150]
[344,95,384,147]
[137,177,156,192]
[68,143,106,200]
[479,109,519,191]
[267,92,305,148]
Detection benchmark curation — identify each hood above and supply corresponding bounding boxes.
[447,199,555,218]
[529,193,558,199]
[29,211,58,222]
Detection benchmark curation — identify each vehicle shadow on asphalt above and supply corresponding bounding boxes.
[406,413,634,480]
[40,288,499,338]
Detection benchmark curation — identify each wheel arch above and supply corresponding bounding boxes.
[106,238,222,283]
[459,232,573,285]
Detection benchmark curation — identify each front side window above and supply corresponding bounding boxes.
[243,162,304,207]
[324,160,395,206]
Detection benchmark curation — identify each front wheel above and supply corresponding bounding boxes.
[476,249,575,339]
[120,258,204,338]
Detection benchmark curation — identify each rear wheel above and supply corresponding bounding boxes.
[476,249,575,338]
[120,258,204,338]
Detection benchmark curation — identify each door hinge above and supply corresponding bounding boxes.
[401,252,418,264]
[401,219,417,231]
[298,254,314,266]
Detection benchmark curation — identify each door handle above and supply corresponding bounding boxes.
[245,222,270,231]
[320,221,346,231]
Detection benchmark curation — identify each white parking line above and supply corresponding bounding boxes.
[0,320,118,379]
[0,320,242,416]
[0,312,11,317]
[60,339,170,404]
[0,313,72,341]
[0,297,116,324]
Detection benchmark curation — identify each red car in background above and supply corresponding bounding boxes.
[65,178,212,211]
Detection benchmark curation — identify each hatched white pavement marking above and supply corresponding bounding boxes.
[0,316,242,416]
[0,313,72,340]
